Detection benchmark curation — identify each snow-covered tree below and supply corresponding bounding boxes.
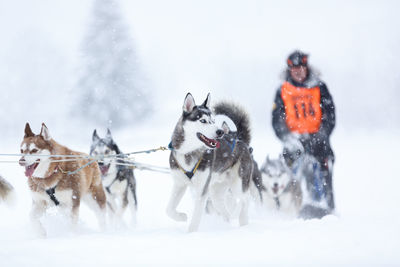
[75,0,150,128]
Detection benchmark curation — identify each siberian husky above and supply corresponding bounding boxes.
[0,175,15,205]
[167,93,253,231]
[19,123,106,236]
[260,156,302,217]
[90,129,137,223]
[208,102,255,224]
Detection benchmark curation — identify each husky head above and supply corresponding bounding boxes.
[261,156,292,197]
[90,129,121,176]
[19,123,53,178]
[216,115,238,141]
[171,93,224,153]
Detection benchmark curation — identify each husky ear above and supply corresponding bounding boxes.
[183,93,196,113]
[92,129,100,142]
[24,123,34,137]
[106,128,112,139]
[222,121,230,134]
[201,93,211,109]
[40,123,51,141]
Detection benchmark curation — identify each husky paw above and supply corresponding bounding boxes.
[187,223,199,233]
[175,212,188,222]
[167,211,187,222]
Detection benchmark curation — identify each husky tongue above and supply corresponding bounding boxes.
[197,133,220,149]
[272,187,279,194]
[99,164,110,175]
[25,163,38,178]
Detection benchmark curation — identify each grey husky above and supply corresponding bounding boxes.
[167,93,253,232]
[90,129,137,222]
[0,175,15,205]
[260,156,302,216]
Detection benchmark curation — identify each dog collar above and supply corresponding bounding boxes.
[168,141,174,150]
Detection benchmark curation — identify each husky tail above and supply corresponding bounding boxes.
[0,176,15,206]
[213,101,251,145]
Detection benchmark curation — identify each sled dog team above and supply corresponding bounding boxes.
[1,92,310,236]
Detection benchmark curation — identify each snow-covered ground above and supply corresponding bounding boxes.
[0,127,399,266]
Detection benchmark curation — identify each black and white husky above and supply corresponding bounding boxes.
[167,93,253,232]
[90,129,137,223]
[260,156,302,217]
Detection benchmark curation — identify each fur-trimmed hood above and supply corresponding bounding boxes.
[280,65,322,88]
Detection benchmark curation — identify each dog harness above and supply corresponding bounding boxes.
[168,141,204,179]
[274,197,280,209]
[45,186,60,206]
[228,138,237,154]
[177,156,203,179]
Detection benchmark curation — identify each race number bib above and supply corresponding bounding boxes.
[281,82,322,134]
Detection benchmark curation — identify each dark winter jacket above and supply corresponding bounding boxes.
[272,70,335,163]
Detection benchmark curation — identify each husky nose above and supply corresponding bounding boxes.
[273,183,278,188]
[19,157,26,166]
[216,129,224,138]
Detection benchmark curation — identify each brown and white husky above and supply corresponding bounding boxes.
[19,123,106,236]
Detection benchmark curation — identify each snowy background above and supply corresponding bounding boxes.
[0,0,400,266]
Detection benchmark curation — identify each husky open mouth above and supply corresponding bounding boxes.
[272,186,279,195]
[25,161,40,178]
[99,163,110,175]
[196,133,220,148]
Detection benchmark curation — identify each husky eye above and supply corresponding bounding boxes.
[31,149,38,153]
[200,119,207,123]
[20,149,23,154]
[105,149,110,154]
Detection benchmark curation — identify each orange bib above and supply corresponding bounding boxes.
[281,81,322,134]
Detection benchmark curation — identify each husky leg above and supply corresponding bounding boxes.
[166,182,188,222]
[188,194,207,232]
[71,193,81,227]
[127,180,137,224]
[30,200,47,237]
[106,198,117,225]
[90,185,107,230]
[127,188,137,225]
[209,182,230,222]
[238,195,249,226]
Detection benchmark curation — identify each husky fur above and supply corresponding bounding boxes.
[0,175,15,205]
[19,123,106,236]
[90,129,137,223]
[260,156,302,216]
[207,102,255,224]
[167,94,253,231]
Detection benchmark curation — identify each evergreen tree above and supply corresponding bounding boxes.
[75,0,150,128]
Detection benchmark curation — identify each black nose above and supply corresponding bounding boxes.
[216,129,224,138]
[273,183,278,188]
[19,157,26,166]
